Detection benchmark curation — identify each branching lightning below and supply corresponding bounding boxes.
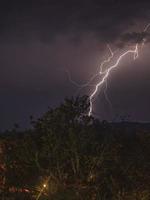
[66,23,150,117]
[65,44,115,88]
[144,23,150,32]
[88,43,139,116]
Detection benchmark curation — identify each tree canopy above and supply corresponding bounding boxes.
[1,96,150,200]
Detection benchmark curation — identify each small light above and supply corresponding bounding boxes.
[43,184,46,188]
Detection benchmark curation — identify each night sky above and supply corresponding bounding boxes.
[0,0,150,130]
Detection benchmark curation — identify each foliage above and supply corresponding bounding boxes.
[1,95,150,199]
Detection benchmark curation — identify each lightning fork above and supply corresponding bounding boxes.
[64,23,150,117]
[88,23,150,116]
[65,44,115,91]
[88,44,139,116]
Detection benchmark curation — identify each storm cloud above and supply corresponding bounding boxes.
[0,0,150,129]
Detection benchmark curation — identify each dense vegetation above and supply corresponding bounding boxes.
[0,96,150,200]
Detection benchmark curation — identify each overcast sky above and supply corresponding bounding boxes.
[0,0,150,130]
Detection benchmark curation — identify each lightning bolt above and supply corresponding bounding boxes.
[65,44,115,90]
[144,23,150,32]
[65,23,150,117]
[88,43,139,116]
[141,23,150,47]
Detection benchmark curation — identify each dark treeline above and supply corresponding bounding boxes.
[0,96,150,200]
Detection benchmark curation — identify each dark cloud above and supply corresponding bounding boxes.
[0,0,150,43]
[120,32,150,45]
[0,0,150,129]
